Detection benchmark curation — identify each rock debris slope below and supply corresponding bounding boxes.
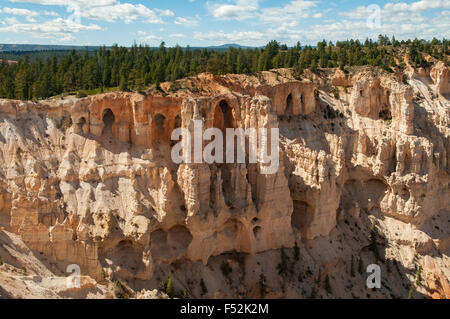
[0,64,448,299]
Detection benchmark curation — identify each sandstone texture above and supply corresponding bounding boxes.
[0,65,448,299]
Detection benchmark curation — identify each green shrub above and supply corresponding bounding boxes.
[76,91,87,98]
[308,287,316,299]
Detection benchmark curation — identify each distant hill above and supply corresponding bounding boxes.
[0,44,102,52]
[0,43,258,53]
[205,43,258,49]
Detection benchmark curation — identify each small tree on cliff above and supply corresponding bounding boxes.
[166,274,174,298]
[415,266,423,286]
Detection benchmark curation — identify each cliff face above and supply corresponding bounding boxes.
[0,66,448,299]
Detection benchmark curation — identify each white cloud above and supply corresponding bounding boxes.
[175,16,200,27]
[137,31,162,44]
[81,3,163,24]
[9,0,116,6]
[0,16,101,42]
[194,30,265,45]
[5,17,20,25]
[384,0,450,13]
[155,9,174,17]
[208,0,259,20]
[340,0,450,22]
[207,0,317,25]
[0,17,100,32]
[43,10,59,16]
[8,0,171,24]
[259,0,317,24]
[1,7,39,16]
[312,13,323,19]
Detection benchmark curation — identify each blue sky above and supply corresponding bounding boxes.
[0,0,449,46]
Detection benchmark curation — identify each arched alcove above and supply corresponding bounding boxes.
[102,109,115,136]
[214,100,234,132]
[174,115,182,129]
[253,226,262,239]
[291,200,314,233]
[76,117,87,133]
[299,94,304,114]
[286,93,294,115]
[154,114,166,132]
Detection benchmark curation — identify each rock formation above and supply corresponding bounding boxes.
[0,65,448,299]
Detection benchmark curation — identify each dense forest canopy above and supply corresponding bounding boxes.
[0,36,448,101]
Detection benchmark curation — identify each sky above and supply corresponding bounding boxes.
[0,0,449,47]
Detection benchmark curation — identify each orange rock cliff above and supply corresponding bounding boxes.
[0,65,448,299]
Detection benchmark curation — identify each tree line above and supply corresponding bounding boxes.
[0,36,448,100]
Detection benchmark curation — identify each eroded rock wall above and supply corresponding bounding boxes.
[0,66,448,299]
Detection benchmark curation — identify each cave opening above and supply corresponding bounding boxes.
[77,117,86,133]
[286,93,293,115]
[214,100,234,132]
[154,113,166,132]
[174,115,182,129]
[253,226,262,239]
[102,109,115,136]
[214,100,236,206]
[291,200,313,233]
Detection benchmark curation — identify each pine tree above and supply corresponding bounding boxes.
[294,242,300,262]
[415,266,422,286]
[325,275,332,294]
[0,38,446,101]
[119,74,128,92]
[351,256,355,277]
[166,274,174,298]
[408,287,414,299]
[358,258,363,275]
[370,225,380,261]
